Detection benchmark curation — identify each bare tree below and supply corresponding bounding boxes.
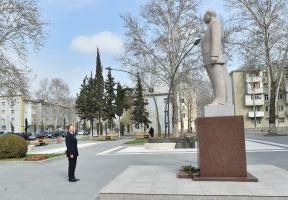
[49,78,70,105]
[0,54,30,96]
[35,78,50,100]
[0,0,46,96]
[120,0,202,136]
[224,0,288,134]
[35,78,71,128]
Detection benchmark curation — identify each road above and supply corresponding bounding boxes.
[0,134,288,200]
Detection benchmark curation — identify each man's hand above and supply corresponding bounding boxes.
[70,155,74,159]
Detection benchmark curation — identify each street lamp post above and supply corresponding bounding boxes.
[165,39,201,137]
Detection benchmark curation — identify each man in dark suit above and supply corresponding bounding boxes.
[65,125,79,182]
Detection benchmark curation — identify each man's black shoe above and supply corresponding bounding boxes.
[74,178,80,181]
[69,178,77,182]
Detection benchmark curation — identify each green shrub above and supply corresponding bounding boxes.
[0,134,28,159]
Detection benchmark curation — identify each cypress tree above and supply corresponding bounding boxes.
[75,75,89,120]
[76,73,97,138]
[115,82,124,135]
[86,72,97,136]
[103,68,116,130]
[131,74,150,129]
[95,48,105,135]
[115,83,124,117]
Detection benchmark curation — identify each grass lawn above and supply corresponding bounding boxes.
[0,153,65,162]
[125,138,147,145]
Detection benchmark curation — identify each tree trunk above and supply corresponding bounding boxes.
[252,93,257,132]
[188,104,192,133]
[151,95,161,137]
[268,81,277,134]
[90,119,94,139]
[171,87,179,137]
[275,71,284,133]
[178,92,184,137]
[98,117,103,135]
[118,116,121,138]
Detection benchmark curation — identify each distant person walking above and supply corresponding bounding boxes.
[65,125,79,182]
[149,127,154,138]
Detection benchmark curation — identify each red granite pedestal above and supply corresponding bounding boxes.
[194,116,258,182]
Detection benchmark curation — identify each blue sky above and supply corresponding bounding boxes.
[28,0,231,97]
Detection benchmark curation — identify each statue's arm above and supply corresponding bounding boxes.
[210,20,222,61]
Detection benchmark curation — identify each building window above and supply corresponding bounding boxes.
[181,99,185,103]
[1,102,5,107]
[257,118,261,124]
[264,83,268,88]
[278,105,284,111]
[265,106,269,112]
[1,119,5,124]
[264,95,269,101]
[11,110,14,115]
[279,94,283,99]
[1,110,5,115]
[11,118,14,121]
[249,71,260,77]
[253,82,260,89]
[254,95,261,99]
[279,118,285,123]
[183,114,186,118]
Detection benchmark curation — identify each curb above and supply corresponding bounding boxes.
[0,155,66,164]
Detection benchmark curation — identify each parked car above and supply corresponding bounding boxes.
[28,133,36,141]
[77,130,85,135]
[54,130,61,138]
[84,130,90,135]
[45,131,54,139]
[60,131,66,137]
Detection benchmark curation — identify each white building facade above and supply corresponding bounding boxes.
[0,96,76,133]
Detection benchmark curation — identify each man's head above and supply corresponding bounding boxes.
[67,125,75,133]
[204,9,217,24]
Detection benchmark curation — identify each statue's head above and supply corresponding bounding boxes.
[204,9,217,24]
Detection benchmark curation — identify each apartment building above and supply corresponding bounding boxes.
[0,96,76,133]
[230,69,288,131]
[145,86,197,135]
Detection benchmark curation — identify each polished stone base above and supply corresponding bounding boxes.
[177,169,258,182]
[204,104,234,117]
[99,165,288,200]
[193,172,258,182]
[195,116,256,181]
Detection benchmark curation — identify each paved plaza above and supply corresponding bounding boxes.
[99,165,288,200]
[0,134,288,200]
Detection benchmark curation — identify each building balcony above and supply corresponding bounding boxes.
[278,111,286,118]
[248,111,265,118]
[246,87,264,94]
[246,76,263,83]
[245,94,264,106]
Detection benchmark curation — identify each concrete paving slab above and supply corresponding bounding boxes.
[99,165,288,200]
